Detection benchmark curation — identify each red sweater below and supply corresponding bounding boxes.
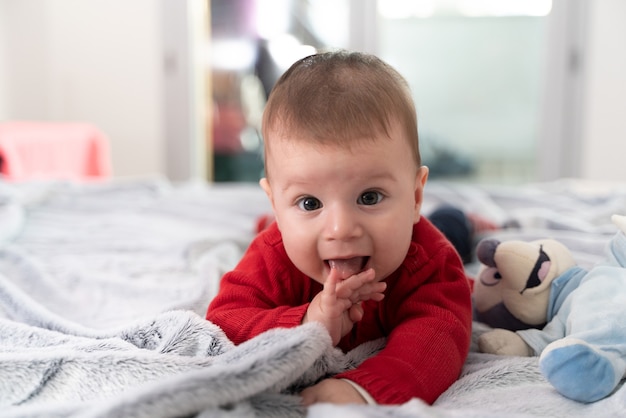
[206,218,472,405]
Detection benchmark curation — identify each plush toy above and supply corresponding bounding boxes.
[473,214,626,403]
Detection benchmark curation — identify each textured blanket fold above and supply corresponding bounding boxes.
[0,303,385,417]
[0,312,337,417]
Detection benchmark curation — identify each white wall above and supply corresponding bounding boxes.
[161,0,209,182]
[0,1,49,120]
[580,0,626,181]
[0,2,7,119]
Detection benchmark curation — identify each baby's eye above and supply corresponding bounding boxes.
[358,191,383,206]
[297,196,322,211]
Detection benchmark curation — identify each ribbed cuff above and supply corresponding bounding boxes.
[276,304,309,327]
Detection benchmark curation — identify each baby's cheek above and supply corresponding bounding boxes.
[380,232,413,275]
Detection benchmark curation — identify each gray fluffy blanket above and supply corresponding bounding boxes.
[2,178,626,417]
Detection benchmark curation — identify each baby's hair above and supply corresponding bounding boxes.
[262,50,420,171]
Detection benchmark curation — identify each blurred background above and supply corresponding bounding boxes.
[0,0,624,184]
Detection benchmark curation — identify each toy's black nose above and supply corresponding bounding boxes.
[476,238,500,267]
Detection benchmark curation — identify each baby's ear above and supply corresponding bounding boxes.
[413,166,429,223]
[259,178,279,229]
[259,177,271,199]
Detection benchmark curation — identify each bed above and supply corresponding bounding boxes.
[1,175,626,417]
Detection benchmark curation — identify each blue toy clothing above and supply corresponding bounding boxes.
[518,230,626,403]
[518,231,626,355]
[517,266,586,354]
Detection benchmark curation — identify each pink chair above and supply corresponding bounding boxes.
[0,121,112,181]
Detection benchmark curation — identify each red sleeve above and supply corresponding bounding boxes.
[336,223,473,405]
[206,224,316,344]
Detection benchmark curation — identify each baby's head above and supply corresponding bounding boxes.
[262,50,420,172]
[260,50,428,284]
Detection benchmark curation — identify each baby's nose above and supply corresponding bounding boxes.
[323,204,362,240]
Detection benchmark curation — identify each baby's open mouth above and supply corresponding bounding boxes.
[327,256,369,279]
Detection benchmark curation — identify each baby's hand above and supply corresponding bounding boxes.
[300,378,367,406]
[304,267,385,345]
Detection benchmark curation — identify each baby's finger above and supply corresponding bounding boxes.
[358,281,387,301]
[348,302,364,323]
[335,268,376,297]
[354,291,385,303]
[342,278,386,304]
[338,269,387,303]
[321,268,354,312]
[323,267,341,297]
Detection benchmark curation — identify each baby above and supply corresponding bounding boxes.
[206,50,472,406]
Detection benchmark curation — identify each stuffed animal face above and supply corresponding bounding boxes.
[474,238,576,327]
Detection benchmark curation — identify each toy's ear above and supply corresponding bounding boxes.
[472,238,503,312]
[473,265,504,312]
[473,238,508,314]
